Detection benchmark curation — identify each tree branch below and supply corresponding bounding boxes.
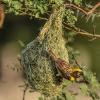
[65,2,100,16]
[23,85,28,100]
[63,23,100,39]
[77,31,100,38]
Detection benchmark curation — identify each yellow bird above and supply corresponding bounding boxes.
[48,49,83,82]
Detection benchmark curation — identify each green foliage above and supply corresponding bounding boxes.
[64,31,77,43]
[64,9,77,26]
[3,0,64,17]
[4,0,48,16]
[62,91,76,100]
[3,0,100,100]
[50,0,64,5]
[80,84,89,96]
[80,70,100,100]
[67,47,80,65]
[39,90,76,100]
[67,0,82,5]
[74,0,82,5]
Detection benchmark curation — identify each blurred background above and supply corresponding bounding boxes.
[0,11,100,100]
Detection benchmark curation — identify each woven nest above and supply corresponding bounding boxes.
[21,7,69,96]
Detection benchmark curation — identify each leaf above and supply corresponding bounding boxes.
[91,14,96,23]
[18,40,25,48]
[12,1,22,10]
[80,84,89,96]
[74,0,82,5]
[35,12,40,18]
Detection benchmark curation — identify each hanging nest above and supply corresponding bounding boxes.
[21,6,69,97]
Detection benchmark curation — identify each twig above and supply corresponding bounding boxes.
[77,31,100,38]
[87,2,100,15]
[89,25,97,41]
[18,8,48,21]
[63,22,100,39]
[19,12,48,20]
[23,85,28,100]
[65,2,100,16]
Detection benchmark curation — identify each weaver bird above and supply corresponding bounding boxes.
[48,49,83,82]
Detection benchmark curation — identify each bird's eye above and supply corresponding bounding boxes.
[72,71,81,78]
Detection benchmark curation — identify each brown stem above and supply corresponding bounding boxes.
[77,31,100,38]
[87,2,100,15]
[23,85,28,100]
[63,23,100,39]
[65,2,100,16]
